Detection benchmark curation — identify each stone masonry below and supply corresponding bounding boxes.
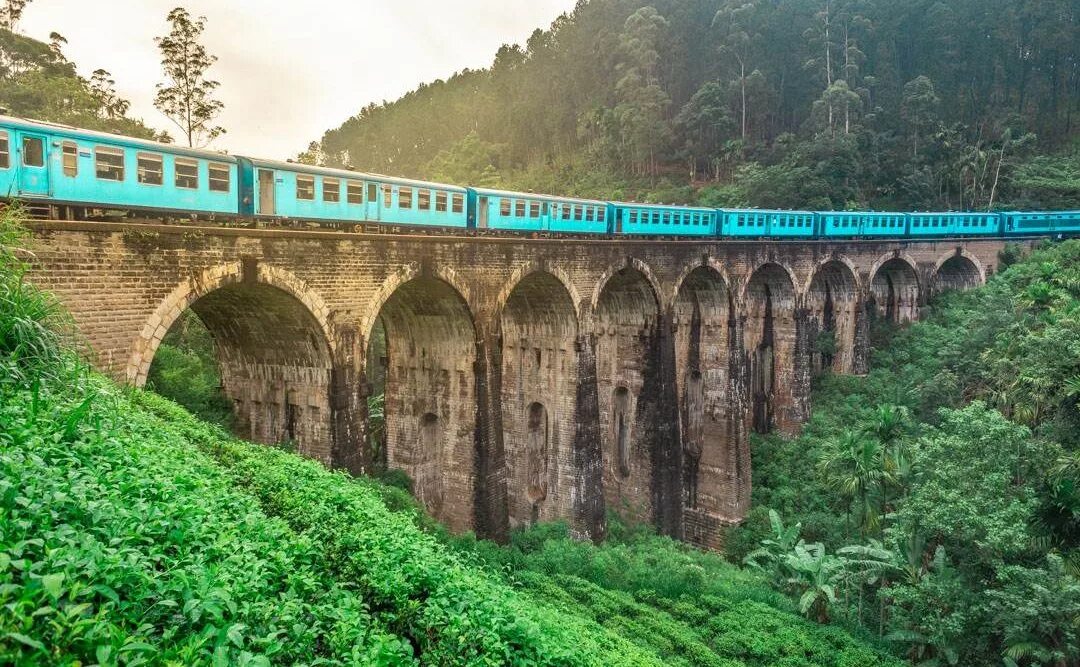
[26,220,1009,548]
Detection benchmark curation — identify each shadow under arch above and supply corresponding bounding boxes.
[742,262,799,435]
[135,263,336,462]
[368,273,480,534]
[869,255,921,324]
[806,259,861,375]
[672,263,747,526]
[932,252,984,295]
[498,270,580,529]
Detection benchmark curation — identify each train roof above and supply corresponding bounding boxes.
[469,186,607,205]
[613,201,715,212]
[0,115,239,163]
[720,207,815,215]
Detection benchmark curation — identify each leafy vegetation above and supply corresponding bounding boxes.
[728,239,1080,665]
[311,0,1080,212]
[145,311,232,429]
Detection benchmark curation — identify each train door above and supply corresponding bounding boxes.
[614,209,623,234]
[257,169,275,215]
[365,182,381,222]
[17,132,49,196]
[478,196,489,229]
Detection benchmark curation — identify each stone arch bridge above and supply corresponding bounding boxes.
[27,220,1008,548]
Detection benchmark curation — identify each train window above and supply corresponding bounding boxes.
[95,146,124,181]
[399,187,413,208]
[62,141,77,177]
[654,212,662,224]
[418,189,431,210]
[323,177,340,202]
[136,152,161,185]
[367,183,377,202]
[451,193,464,213]
[574,206,583,221]
[347,181,363,204]
[500,199,512,216]
[562,206,571,220]
[585,207,594,222]
[22,136,43,167]
[209,163,230,192]
[435,191,447,212]
[598,209,606,223]
[0,131,8,168]
[175,158,199,189]
[515,200,526,217]
[382,184,392,207]
[530,202,541,218]
[629,211,638,223]
[296,175,315,200]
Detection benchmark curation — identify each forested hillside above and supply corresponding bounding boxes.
[311,0,1080,210]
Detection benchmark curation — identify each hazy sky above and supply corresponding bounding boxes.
[20,0,578,159]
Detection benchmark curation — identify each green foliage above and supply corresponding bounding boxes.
[154,8,224,147]
[145,311,232,428]
[733,239,1080,665]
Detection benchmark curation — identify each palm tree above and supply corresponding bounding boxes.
[819,429,885,536]
[864,404,910,532]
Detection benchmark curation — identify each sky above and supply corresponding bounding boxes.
[20,0,578,159]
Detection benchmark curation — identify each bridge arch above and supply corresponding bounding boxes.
[497,268,580,528]
[868,253,921,324]
[672,262,746,521]
[365,270,479,533]
[932,250,984,294]
[741,262,800,435]
[805,258,861,375]
[132,262,337,460]
[593,262,664,527]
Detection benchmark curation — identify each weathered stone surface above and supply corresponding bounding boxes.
[26,220,1014,548]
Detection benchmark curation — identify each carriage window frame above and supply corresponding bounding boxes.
[367,182,378,203]
[500,199,512,216]
[208,162,230,193]
[346,181,363,205]
[451,193,464,213]
[296,174,315,200]
[21,136,44,167]
[530,201,541,218]
[94,146,125,181]
[598,208,606,223]
[382,184,392,207]
[418,188,431,210]
[585,207,594,222]
[435,190,447,212]
[515,200,526,217]
[0,131,8,169]
[61,141,78,177]
[136,152,162,185]
[175,157,199,189]
[322,177,340,202]
[399,186,413,209]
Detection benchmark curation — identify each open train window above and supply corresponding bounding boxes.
[515,200,526,217]
[530,202,541,218]
[399,186,413,208]
[296,175,315,200]
[500,199,511,216]
[209,163,230,192]
[0,131,8,168]
[175,158,199,189]
[347,181,363,204]
[629,211,638,224]
[598,209,606,223]
[435,191,447,212]
[136,152,161,184]
[382,184,392,207]
[418,189,431,210]
[62,141,77,177]
[22,136,43,167]
[323,177,340,202]
[95,146,124,181]
[452,193,464,213]
[585,207,594,222]
[562,206,571,220]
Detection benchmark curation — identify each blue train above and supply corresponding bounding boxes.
[2,115,1078,239]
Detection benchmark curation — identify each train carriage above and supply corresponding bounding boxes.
[0,115,240,216]
[469,187,609,234]
[820,211,907,237]
[613,202,715,236]
[1003,211,1080,235]
[720,209,814,237]
[245,159,468,229]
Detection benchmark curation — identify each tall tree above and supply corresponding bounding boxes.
[0,0,29,32]
[89,69,129,120]
[153,7,224,148]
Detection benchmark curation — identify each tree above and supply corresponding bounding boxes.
[819,429,885,535]
[0,0,29,32]
[154,7,224,148]
[900,76,939,160]
[613,6,671,177]
[88,69,130,119]
[714,1,763,145]
[673,81,734,180]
